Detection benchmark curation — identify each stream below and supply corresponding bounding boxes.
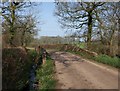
[22,50,45,91]
[29,64,37,90]
[22,60,42,91]
[22,64,38,91]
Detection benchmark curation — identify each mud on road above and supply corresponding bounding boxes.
[49,51,118,89]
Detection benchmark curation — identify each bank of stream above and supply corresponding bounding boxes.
[23,49,56,91]
[22,50,42,91]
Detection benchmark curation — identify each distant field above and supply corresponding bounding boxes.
[75,42,86,49]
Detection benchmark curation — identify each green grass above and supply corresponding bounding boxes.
[74,42,86,49]
[93,54,120,68]
[67,50,93,59]
[67,50,120,68]
[36,58,56,91]
[27,49,37,62]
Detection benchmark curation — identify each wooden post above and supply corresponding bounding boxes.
[35,45,41,55]
[34,45,41,64]
[42,51,46,65]
[65,45,67,51]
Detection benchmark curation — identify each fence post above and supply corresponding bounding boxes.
[42,51,46,65]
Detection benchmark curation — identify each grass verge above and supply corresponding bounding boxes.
[36,58,56,90]
[67,50,120,68]
[93,54,120,68]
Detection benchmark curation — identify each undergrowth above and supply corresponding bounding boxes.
[2,48,34,90]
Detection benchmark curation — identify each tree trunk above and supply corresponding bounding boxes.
[109,30,115,57]
[118,14,120,57]
[21,30,25,47]
[109,40,113,56]
[9,2,16,47]
[87,11,92,49]
[9,31,14,47]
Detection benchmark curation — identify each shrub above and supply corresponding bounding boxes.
[2,48,34,90]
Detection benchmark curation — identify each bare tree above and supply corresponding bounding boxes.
[1,2,35,47]
[97,2,120,56]
[55,2,105,49]
[18,14,38,47]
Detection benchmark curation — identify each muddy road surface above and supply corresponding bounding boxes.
[49,51,118,89]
